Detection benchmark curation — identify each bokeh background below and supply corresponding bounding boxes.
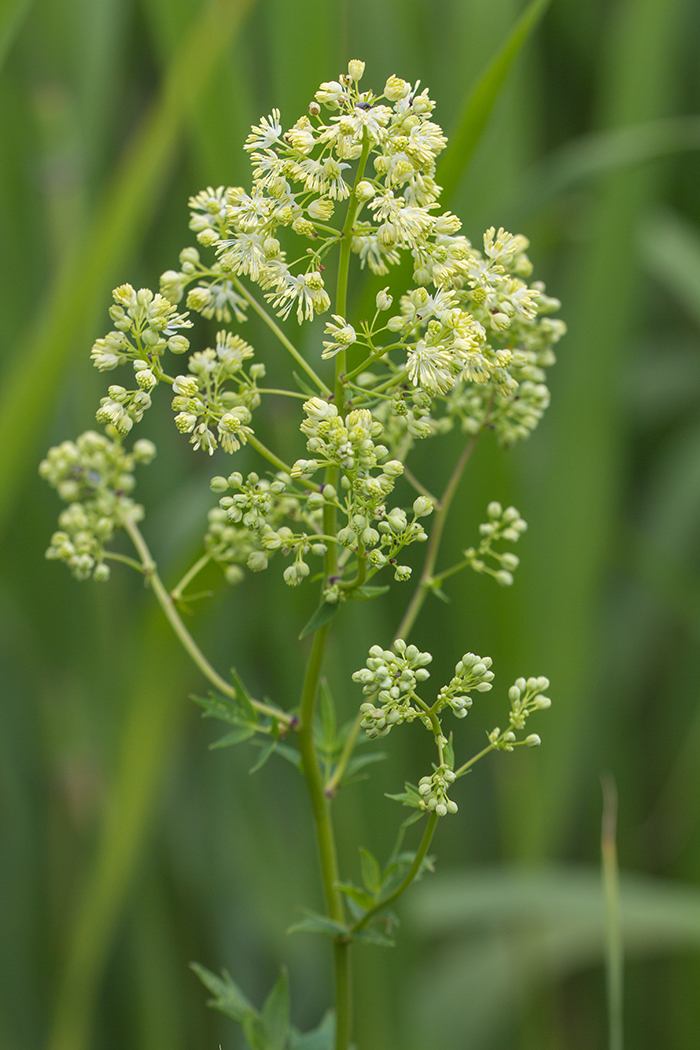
[3,0,700,1047]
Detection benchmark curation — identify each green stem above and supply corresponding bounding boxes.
[170,552,211,602]
[102,551,146,574]
[402,466,437,504]
[350,812,439,934]
[122,516,292,726]
[257,388,308,399]
[296,624,351,1050]
[324,712,363,797]
[334,129,371,407]
[231,276,331,396]
[455,742,496,778]
[394,429,482,643]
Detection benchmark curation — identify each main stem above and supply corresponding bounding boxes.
[296,624,351,1050]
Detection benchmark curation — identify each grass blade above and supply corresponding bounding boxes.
[641,208,700,329]
[0,0,32,71]
[437,0,551,201]
[0,0,256,534]
[602,774,624,1050]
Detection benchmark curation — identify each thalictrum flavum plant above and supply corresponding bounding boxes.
[41,60,563,1050]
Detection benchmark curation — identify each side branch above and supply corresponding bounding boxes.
[232,277,331,396]
[122,516,292,725]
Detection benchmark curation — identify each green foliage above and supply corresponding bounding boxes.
[5,2,700,1050]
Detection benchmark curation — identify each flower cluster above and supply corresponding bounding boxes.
[488,676,551,751]
[464,502,527,586]
[39,430,155,580]
[353,638,432,738]
[170,330,263,454]
[435,653,495,718]
[353,638,551,816]
[206,471,327,586]
[418,765,458,816]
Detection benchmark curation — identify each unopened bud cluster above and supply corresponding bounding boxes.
[488,676,551,751]
[353,639,432,737]
[465,502,527,586]
[39,430,155,580]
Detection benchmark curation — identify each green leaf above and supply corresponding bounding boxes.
[386,782,424,810]
[292,370,316,396]
[275,742,302,769]
[342,751,387,782]
[360,848,382,896]
[230,668,258,722]
[242,1014,268,1050]
[248,738,277,774]
[190,963,254,1024]
[287,910,349,938]
[261,968,290,1050]
[430,585,451,604]
[353,926,396,948]
[192,692,244,726]
[299,600,340,640]
[437,0,551,200]
[347,584,390,600]
[444,733,455,770]
[289,1011,335,1050]
[336,882,374,911]
[209,726,257,750]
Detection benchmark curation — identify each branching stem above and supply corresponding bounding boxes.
[122,516,292,725]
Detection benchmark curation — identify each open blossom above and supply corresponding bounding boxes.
[322,315,357,359]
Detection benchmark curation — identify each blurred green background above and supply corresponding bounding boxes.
[3,0,700,1047]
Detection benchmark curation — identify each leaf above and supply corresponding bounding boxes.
[342,752,387,782]
[336,882,374,911]
[230,669,258,722]
[437,0,551,200]
[289,1011,335,1050]
[353,926,396,949]
[444,732,455,770]
[360,848,382,896]
[386,782,424,810]
[347,584,390,600]
[430,585,451,604]
[292,370,316,396]
[287,911,349,938]
[275,742,302,769]
[192,692,243,726]
[242,1014,268,1050]
[190,963,254,1024]
[299,600,340,640]
[248,738,277,774]
[209,726,257,750]
[261,968,290,1050]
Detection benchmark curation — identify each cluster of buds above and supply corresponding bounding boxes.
[465,502,527,586]
[435,652,495,718]
[353,639,432,738]
[488,675,551,751]
[90,284,191,372]
[418,765,458,816]
[39,431,155,580]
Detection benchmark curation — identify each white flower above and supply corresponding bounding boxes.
[406,340,456,395]
[244,109,282,152]
[322,315,357,359]
[266,270,331,323]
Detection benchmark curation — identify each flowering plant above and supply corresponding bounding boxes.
[41,60,563,1050]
